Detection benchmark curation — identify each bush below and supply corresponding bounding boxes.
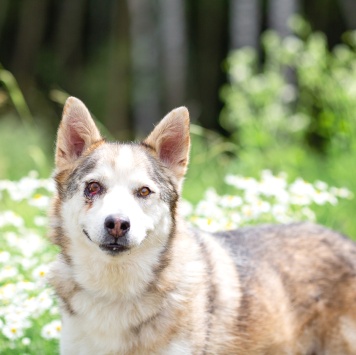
[218,16,356,236]
[220,16,356,155]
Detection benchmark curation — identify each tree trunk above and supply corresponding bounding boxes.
[229,0,261,49]
[106,0,132,139]
[12,0,49,93]
[159,0,187,111]
[55,0,86,92]
[0,0,9,41]
[195,0,228,130]
[339,0,356,29]
[268,0,299,38]
[128,0,160,137]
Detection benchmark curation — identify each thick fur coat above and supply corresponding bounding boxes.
[49,97,356,354]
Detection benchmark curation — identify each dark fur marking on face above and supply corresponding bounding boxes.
[142,148,179,208]
[54,155,97,201]
[65,156,97,200]
[54,170,70,200]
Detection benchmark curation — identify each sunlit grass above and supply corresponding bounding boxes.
[0,115,53,180]
[184,132,356,237]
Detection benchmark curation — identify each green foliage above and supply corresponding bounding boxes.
[221,16,356,155]
[0,116,53,180]
[184,132,356,237]
[218,17,356,236]
[0,65,33,124]
[0,63,53,180]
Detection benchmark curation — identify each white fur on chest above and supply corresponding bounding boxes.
[61,293,139,354]
[58,265,191,355]
[60,293,192,355]
[53,238,179,354]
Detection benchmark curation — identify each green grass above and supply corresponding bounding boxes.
[184,132,356,238]
[0,115,54,180]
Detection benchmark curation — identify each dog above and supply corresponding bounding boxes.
[49,97,356,355]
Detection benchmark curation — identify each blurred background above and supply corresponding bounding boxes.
[0,0,356,234]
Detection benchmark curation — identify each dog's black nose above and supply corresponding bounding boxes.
[104,215,130,238]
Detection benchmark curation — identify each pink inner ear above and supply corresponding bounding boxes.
[69,126,85,158]
[159,129,184,166]
[160,140,176,164]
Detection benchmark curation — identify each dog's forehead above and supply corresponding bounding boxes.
[89,143,153,179]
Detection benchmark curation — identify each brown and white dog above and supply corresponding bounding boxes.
[49,97,356,354]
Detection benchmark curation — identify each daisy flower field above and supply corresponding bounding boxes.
[0,170,353,354]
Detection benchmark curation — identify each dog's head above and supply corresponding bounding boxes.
[51,97,190,259]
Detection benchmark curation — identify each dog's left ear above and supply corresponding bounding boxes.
[144,107,190,181]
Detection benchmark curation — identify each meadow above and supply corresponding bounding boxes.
[0,114,354,354]
[1,20,356,353]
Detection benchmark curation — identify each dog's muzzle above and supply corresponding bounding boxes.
[83,214,132,255]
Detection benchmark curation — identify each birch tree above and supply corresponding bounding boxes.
[340,0,356,29]
[128,0,160,137]
[55,0,86,70]
[0,0,9,40]
[268,0,299,38]
[106,0,131,139]
[230,0,261,49]
[12,0,49,92]
[159,0,187,111]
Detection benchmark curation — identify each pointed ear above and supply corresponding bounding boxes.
[55,97,102,169]
[144,107,190,181]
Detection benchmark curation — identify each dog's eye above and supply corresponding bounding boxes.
[138,187,151,197]
[85,182,102,197]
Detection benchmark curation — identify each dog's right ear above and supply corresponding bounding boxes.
[55,97,102,169]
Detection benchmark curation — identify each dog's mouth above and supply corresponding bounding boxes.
[99,243,129,255]
[83,228,131,255]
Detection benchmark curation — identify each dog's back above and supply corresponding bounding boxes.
[208,222,356,354]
